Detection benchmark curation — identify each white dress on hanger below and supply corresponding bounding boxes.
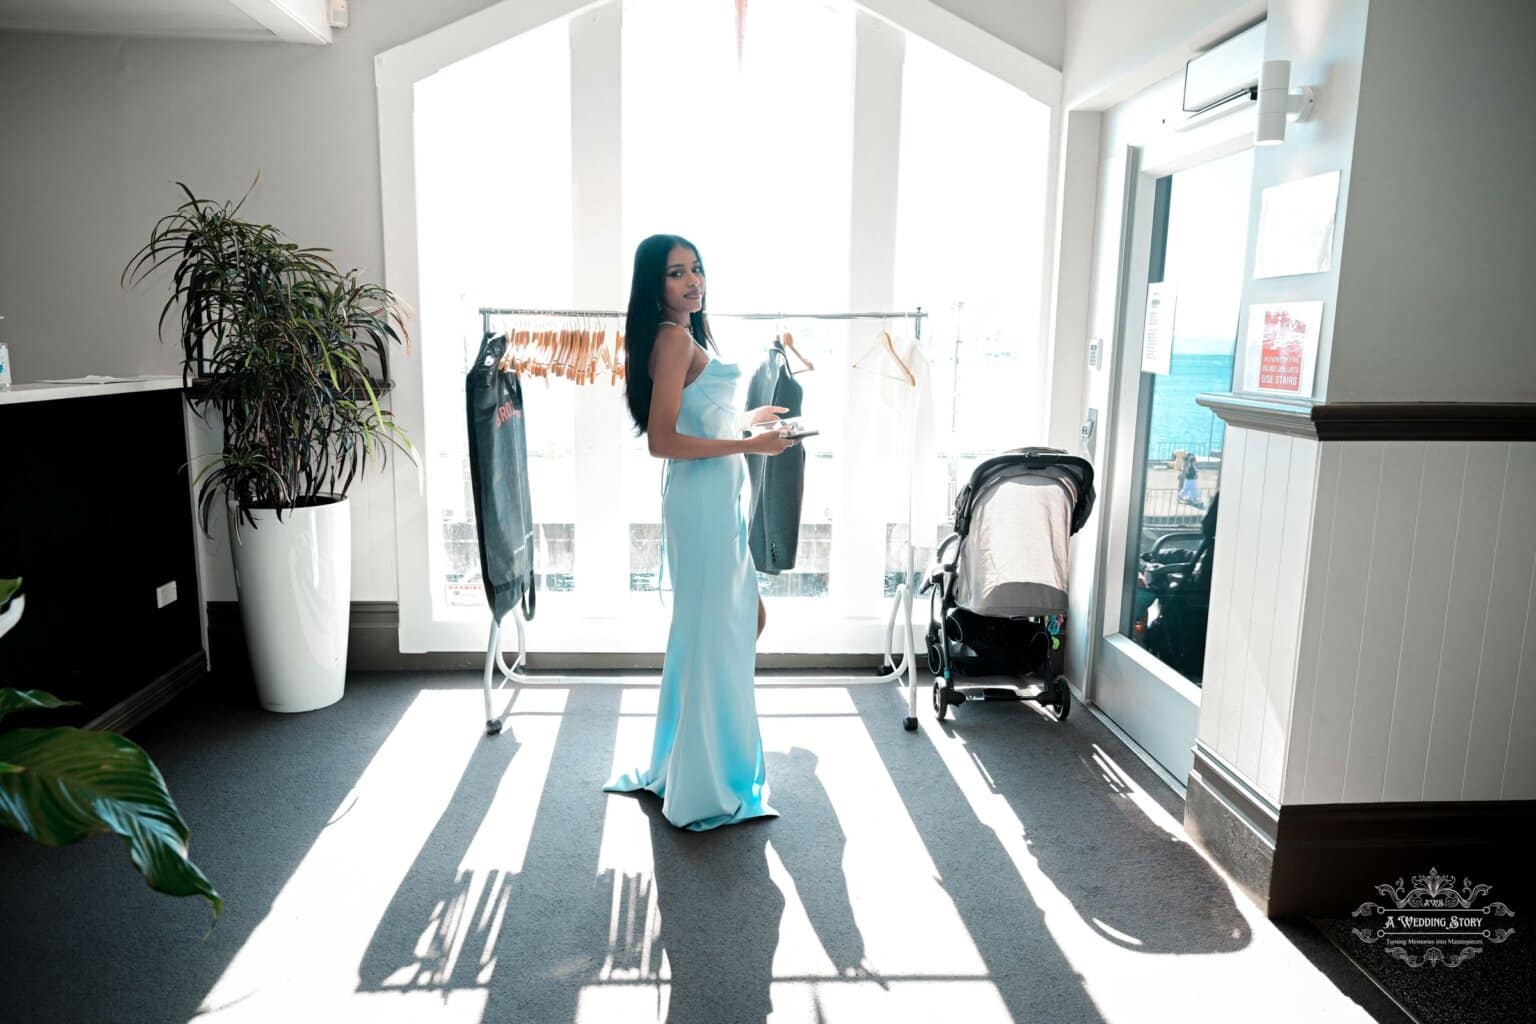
[849,332,947,545]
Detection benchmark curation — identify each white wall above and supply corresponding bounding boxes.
[1055,0,1376,689]
[1196,426,1317,800]
[1325,0,1536,404]
[1281,440,1536,805]
[1232,0,1369,402]
[1057,0,1536,815]
[1202,0,1536,809]
[1061,0,1264,109]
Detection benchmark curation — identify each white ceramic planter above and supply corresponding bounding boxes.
[230,496,351,713]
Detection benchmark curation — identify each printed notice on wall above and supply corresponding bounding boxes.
[1140,282,1177,375]
[1242,302,1322,395]
[1253,171,1340,278]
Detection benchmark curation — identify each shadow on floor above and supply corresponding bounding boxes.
[0,673,1425,1024]
[920,693,1251,955]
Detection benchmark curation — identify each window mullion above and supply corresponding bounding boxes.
[831,12,907,627]
[569,5,630,619]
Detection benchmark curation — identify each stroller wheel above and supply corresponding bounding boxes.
[1050,675,1072,722]
[926,631,944,675]
[932,679,949,721]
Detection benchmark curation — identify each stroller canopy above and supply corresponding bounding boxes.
[950,448,1096,617]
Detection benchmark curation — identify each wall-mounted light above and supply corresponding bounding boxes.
[1255,60,1317,145]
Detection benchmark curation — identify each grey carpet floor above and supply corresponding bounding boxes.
[1309,915,1533,1024]
[1,671,1420,1024]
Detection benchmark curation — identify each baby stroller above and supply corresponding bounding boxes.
[922,447,1095,722]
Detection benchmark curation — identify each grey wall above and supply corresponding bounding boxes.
[0,0,502,383]
[1326,0,1536,403]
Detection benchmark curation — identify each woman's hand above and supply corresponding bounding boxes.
[743,405,789,428]
[744,429,798,456]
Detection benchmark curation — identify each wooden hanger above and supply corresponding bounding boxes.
[487,314,636,386]
[779,329,814,374]
[851,327,915,386]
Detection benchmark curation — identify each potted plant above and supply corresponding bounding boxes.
[123,182,411,712]
[0,577,220,917]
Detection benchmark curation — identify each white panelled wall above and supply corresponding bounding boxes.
[1196,426,1316,801]
[1199,433,1536,806]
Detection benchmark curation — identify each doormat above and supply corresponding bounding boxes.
[1311,914,1533,1024]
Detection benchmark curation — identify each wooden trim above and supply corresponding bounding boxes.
[1310,402,1536,441]
[1184,744,1280,914]
[1199,392,1536,442]
[1268,799,1536,918]
[1196,391,1318,438]
[1190,742,1280,843]
[86,651,206,735]
[1185,749,1536,918]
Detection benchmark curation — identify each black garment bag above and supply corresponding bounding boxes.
[744,340,806,573]
[465,331,536,622]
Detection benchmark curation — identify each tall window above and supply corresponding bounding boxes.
[404,0,1052,651]
[415,22,575,615]
[890,33,1053,592]
[622,0,855,601]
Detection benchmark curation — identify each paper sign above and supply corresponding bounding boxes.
[445,580,485,608]
[1254,171,1340,278]
[1141,282,1177,375]
[1242,301,1322,395]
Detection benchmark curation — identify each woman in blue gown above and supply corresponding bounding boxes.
[604,234,797,831]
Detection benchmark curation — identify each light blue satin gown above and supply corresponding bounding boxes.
[604,356,778,831]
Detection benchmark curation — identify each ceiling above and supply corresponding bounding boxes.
[0,0,330,43]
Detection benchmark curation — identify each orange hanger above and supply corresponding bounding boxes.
[780,329,814,373]
[883,330,915,385]
[852,327,915,386]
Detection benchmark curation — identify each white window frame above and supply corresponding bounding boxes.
[377,0,1061,654]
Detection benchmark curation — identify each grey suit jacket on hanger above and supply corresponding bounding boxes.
[744,342,805,573]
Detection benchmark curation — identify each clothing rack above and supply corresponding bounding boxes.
[477,306,930,731]
[480,307,927,334]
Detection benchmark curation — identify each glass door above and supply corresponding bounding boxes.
[1094,146,1252,783]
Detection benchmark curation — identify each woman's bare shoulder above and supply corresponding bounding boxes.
[653,324,696,361]
[650,323,696,378]
[654,322,694,348]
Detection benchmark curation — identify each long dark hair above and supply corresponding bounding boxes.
[624,233,715,435]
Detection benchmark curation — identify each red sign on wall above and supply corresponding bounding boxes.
[1244,301,1322,396]
[1258,309,1305,391]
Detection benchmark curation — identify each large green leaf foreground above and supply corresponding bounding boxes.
[0,704,222,918]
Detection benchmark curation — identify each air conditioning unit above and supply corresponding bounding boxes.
[1173,21,1267,130]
